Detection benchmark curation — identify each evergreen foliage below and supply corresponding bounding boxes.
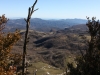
[0,14,21,75]
[67,17,100,75]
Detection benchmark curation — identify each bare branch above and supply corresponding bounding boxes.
[31,0,38,12]
[24,18,27,22]
[31,0,38,15]
[22,0,38,75]
[33,8,39,13]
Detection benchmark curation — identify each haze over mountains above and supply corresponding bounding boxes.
[5,18,87,32]
[10,18,88,68]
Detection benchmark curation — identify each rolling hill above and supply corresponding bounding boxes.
[5,18,87,32]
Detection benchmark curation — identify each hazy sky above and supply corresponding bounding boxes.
[0,0,100,19]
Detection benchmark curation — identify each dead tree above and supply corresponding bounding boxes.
[22,0,38,75]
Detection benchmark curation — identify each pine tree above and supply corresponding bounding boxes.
[0,14,21,74]
[67,17,100,75]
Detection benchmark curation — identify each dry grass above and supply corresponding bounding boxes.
[64,55,77,68]
[27,62,63,75]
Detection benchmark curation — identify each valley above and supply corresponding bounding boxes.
[10,23,89,74]
[1,17,89,75]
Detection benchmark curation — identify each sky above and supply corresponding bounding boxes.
[0,0,100,19]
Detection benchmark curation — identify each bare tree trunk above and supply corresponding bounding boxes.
[22,0,38,75]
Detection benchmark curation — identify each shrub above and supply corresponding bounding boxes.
[67,17,100,75]
[0,14,21,74]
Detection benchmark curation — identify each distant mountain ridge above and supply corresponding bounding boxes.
[5,18,87,32]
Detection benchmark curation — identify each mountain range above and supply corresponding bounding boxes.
[5,18,87,32]
[8,17,90,68]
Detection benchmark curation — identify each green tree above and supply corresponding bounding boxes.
[67,17,100,75]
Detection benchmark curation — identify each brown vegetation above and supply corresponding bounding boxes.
[0,15,21,75]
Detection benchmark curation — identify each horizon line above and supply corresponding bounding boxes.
[9,17,87,20]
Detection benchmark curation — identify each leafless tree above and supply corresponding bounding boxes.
[22,0,38,75]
